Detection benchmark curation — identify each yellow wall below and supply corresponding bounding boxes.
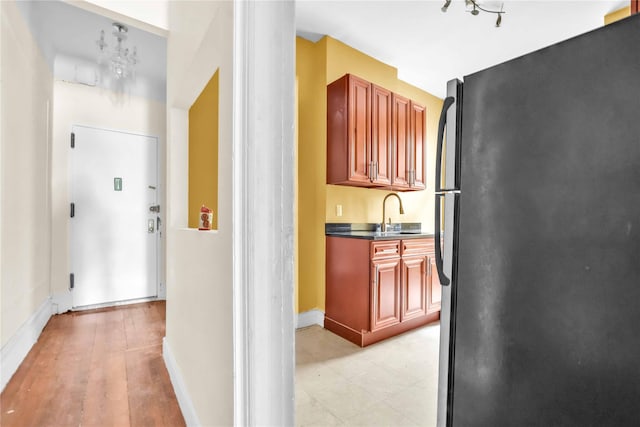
[296,36,443,314]
[604,6,631,25]
[297,37,328,313]
[294,79,300,314]
[188,70,219,229]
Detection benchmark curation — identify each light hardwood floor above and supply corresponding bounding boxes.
[1,301,185,427]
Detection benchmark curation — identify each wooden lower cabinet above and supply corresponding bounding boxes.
[371,257,401,331]
[402,255,428,321]
[325,236,440,347]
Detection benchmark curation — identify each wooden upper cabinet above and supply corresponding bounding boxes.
[410,101,427,190]
[349,77,372,184]
[371,84,392,186]
[327,73,426,191]
[392,97,426,191]
[327,74,372,186]
[392,94,411,189]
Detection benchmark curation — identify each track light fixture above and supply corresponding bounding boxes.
[441,0,505,27]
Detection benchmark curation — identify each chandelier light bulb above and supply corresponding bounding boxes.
[96,30,107,52]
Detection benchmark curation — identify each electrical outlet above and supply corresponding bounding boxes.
[336,204,343,217]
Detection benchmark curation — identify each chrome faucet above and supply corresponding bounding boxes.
[381,192,405,232]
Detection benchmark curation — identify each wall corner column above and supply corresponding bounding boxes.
[232,0,296,425]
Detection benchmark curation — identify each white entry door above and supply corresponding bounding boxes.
[70,125,158,308]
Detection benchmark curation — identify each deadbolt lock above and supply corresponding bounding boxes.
[149,205,160,213]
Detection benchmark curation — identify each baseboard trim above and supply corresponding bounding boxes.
[1,297,53,392]
[51,290,73,314]
[163,337,200,427]
[51,291,164,314]
[296,309,324,329]
[72,296,160,312]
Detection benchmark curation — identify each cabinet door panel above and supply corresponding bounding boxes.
[371,84,392,186]
[410,102,426,190]
[428,255,442,313]
[327,74,372,186]
[392,94,411,189]
[349,76,372,183]
[371,258,401,331]
[402,256,428,321]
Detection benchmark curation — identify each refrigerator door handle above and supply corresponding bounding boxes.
[435,95,456,288]
[434,193,451,286]
[436,96,455,193]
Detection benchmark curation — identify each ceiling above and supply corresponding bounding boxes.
[17,0,167,99]
[18,0,628,100]
[295,0,629,98]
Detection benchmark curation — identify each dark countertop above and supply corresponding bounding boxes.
[325,223,434,241]
[326,230,435,240]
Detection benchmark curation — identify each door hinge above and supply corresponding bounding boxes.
[70,202,75,218]
[70,273,75,289]
[71,132,75,148]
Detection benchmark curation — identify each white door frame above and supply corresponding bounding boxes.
[232,1,296,425]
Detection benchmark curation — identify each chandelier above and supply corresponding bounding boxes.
[96,23,138,80]
[441,0,505,27]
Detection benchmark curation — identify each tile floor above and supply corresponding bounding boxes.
[296,322,440,426]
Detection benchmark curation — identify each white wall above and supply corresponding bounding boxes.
[164,1,234,425]
[53,54,166,102]
[164,1,296,425]
[0,0,53,383]
[82,0,169,33]
[50,80,166,311]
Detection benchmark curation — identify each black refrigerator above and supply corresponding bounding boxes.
[435,14,640,427]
